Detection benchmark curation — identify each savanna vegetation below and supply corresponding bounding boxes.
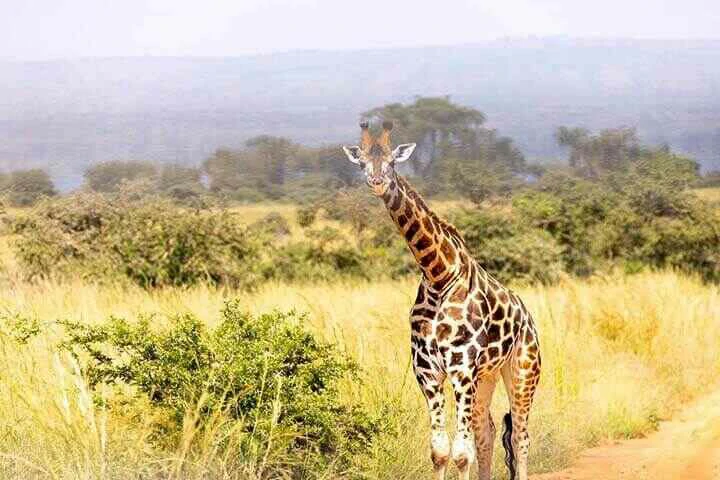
[0,96,719,479]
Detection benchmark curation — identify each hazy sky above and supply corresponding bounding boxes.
[3,0,720,60]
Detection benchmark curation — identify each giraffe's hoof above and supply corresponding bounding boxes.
[454,454,469,470]
[430,430,450,469]
[431,451,450,469]
[451,435,475,470]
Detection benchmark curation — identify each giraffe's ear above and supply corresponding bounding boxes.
[392,143,416,163]
[342,146,363,165]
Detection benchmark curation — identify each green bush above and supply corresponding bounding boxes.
[513,174,616,276]
[0,313,40,344]
[260,221,416,282]
[296,205,318,228]
[452,207,564,284]
[318,188,383,236]
[249,212,291,239]
[361,221,417,278]
[635,205,720,282]
[11,191,416,288]
[263,227,368,282]
[12,192,119,280]
[514,155,719,282]
[13,192,264,288]
[109,202,263,288]
[60,305,385,476]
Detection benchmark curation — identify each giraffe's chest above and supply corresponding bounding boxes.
[410,285,523,376]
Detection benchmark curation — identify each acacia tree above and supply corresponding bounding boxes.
[365,96,525,199]
[364,96,487,177]
[556,127,641,178]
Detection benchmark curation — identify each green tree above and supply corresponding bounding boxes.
[204,140,359,202]
[203,148,269,200]
[84,160,157,192]
[203,149,243,194]
[556,127,641,178]
[203,137,298,200]
[293,144,358,187]
[281,144,360,202]
[5,168,56,206]
[364,96,487,177]
[157,164,205,200]
[365,97,525,198]
[245,135,298,186]
[515,145,717,281]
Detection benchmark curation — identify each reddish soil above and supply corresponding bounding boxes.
[532,390,720,480]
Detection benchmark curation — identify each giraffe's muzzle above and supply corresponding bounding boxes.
[367,177,388,196]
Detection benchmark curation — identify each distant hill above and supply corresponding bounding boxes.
[1,38,719,189]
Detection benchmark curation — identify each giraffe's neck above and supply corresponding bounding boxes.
[382,173,471,292]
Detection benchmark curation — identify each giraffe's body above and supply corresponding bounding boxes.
[343,121,541,480]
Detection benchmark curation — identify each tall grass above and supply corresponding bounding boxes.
[694,186,720,205]
[0,270,718,478]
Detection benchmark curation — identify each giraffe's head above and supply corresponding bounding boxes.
[343,120,416,196]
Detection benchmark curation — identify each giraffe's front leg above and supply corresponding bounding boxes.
[413,353,449,479]
[449,371,476,480]
[428,387,450,480]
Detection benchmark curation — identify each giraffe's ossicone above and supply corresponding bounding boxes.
[343,121,542,480]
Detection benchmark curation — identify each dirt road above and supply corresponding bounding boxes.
[533,389,720,480]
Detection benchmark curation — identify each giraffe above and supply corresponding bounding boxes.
[343,121,542,480]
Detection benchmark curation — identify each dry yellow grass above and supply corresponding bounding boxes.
[227,202,299,224]
[0,269,718,479]
[694,187,720,204]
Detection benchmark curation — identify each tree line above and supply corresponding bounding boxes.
[9,97,720,286]
[1,96,719,208]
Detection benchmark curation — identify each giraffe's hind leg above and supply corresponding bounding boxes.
[471,374,497,480]
[500,326,541,480]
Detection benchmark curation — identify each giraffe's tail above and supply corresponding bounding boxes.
[502,412,516,480]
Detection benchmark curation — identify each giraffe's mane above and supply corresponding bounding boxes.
[395,174,467,248]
